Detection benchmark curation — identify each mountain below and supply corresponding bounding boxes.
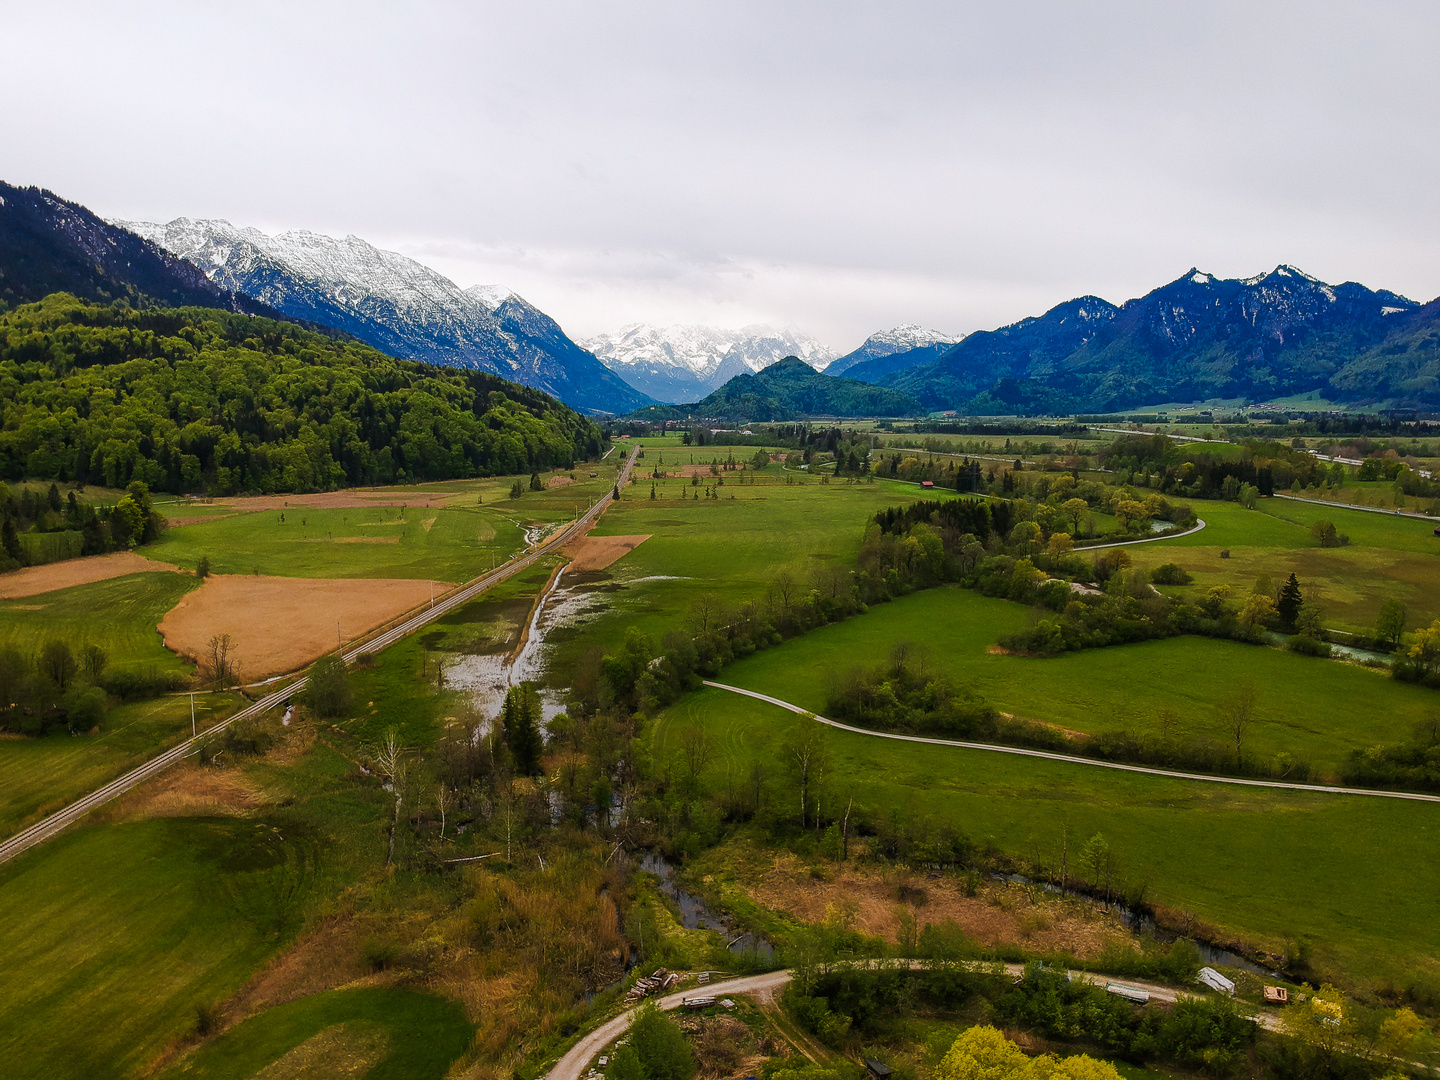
[885,267,1436,412]
[122,218,650,415]
[0,294,604,493]
[581,324,836,402]
[685,356,920,420]
[827,325,964,382]
[0,182,278,317]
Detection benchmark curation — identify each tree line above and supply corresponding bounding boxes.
[0,295,606,495]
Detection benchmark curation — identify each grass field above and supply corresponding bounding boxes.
[0,692,241,835]
[547,464,935,677]
[0,572,240,836]
[0,806,351,1079]
[0,570,198,670]
[159,987,473,1080]
[693,586,1438,776]
[1121,497,1440,632]
[143,463,621,581]
[650,659,1440,981]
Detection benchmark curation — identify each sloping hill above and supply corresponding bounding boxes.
[0,183,275,316]
[688,357,920,419]
[0,295,605,493]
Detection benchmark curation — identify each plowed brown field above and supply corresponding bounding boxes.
[564,534,650,572]
[0,552,182,599]
[157,574,447,677]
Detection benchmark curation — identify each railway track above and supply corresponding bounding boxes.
[0,448,638,867]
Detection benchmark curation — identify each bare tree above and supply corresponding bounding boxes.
[204,634,239,689]
[680,725,714,789]
[770,570,797,619]
[784,714,830,828]
[1218,680,1258,767]
[435,783,453,838]
[687,593,722,635]
[748,758,769,815]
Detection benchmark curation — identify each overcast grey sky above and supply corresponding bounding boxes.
[4,1,1438,349]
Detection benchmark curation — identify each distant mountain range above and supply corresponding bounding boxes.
[826,325,964,382]
[641,356,920,420]
[0,182,280,318]
[582,324,836,402]
[122,218,650,415]
[882,267,1440,413]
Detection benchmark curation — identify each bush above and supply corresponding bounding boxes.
[1287,634,1332,657]
[629,1004,696,1080]
[361,935,399,970]
[101,665,189,701]
[306,655,353,717]
[1150,563,1193,586]
[63,686,108,730]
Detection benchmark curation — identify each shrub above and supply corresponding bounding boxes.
[629,1004,696,1080]
[1150,563,1193,586]
[306,655,353,717]
[361,935,399,970]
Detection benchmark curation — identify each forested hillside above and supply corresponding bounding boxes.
[0,295,606,494]
[687,356,920,419]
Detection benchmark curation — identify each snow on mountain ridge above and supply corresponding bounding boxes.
[119,217,650,413]
[582,323,837,378]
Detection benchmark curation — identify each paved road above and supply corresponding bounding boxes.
[543,963,1252,1080]
[702,682,1440,803]
[0,448,640,867]
[1079,517,1206,550]
[1273,492,1438,522]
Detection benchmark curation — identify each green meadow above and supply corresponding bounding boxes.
[143,462,622,582]
[0,573,246,836]
[159,987,473,1080]
[651,667,1440,982]
[1122,497,1440,631]
[697,586,1437,777]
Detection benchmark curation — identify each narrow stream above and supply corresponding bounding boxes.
[641,851,776,958]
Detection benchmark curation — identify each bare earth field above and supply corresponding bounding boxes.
[564,533,650,571]
[179,490,454,513]
[0,551,182,599]
[745,852,1124,959]
[157,574,447,677]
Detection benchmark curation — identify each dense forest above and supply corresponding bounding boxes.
[0,295,607,494]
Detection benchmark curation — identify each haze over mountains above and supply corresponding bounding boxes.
[581,324,836,402]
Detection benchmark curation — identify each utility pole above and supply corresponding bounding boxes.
[430,580,434,608]
[190,692,196,739]
[337,621,341,651]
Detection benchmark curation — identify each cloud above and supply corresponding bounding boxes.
[4,0,1438,348]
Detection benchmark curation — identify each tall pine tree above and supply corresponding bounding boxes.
[501,683,543,775]
[1277,573,1304,633]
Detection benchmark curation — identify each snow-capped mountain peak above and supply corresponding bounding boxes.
[119,217,648,413]
[466,284,516,311]
[580,323,837,402]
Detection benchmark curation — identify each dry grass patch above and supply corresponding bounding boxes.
[158,574,445,677]
[564,534,651,571]
[0,551,182,598]
[747,853,1123,959]
[253,1021,391,1080]
[119,763,264,821]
